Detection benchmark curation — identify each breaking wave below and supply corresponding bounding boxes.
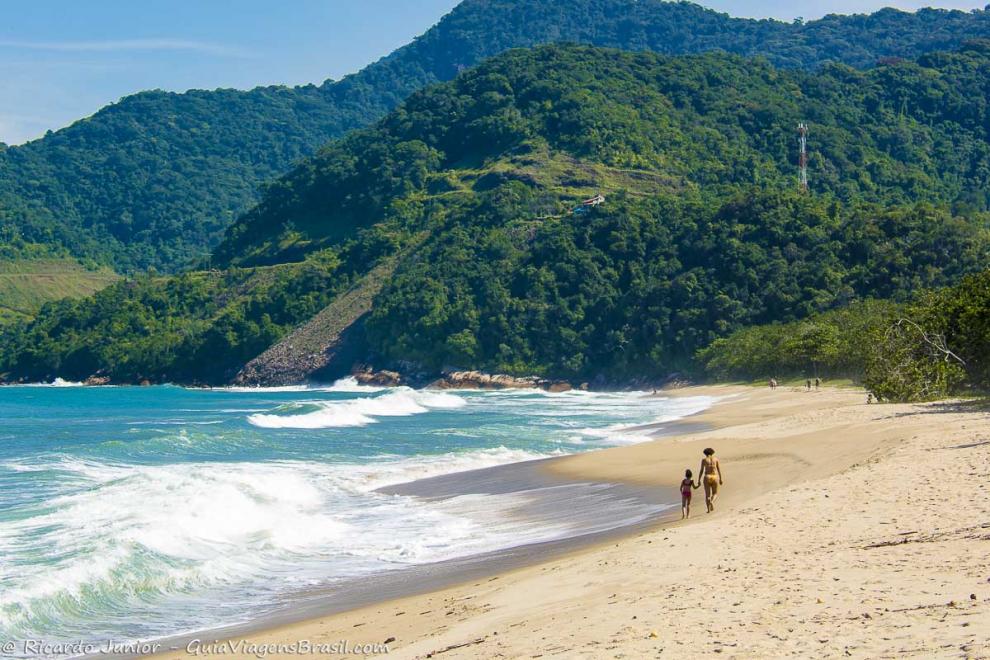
[247,388,466,428]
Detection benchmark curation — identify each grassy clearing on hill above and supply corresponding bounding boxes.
[0,259,118,324]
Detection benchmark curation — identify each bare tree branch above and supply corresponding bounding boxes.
[887,317,965,366]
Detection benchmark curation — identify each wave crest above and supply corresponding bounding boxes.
[247,388,466,429]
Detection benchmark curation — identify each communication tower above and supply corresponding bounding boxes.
[797,122,809,191]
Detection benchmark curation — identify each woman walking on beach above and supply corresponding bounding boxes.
[700,448,723,513]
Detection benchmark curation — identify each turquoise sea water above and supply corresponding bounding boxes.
[0,379,712,648]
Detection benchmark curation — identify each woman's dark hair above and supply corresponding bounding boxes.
[703,447,715,456]
[685,469,693,478]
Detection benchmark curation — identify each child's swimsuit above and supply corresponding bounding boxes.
[681,480,692,500]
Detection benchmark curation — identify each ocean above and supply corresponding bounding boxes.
[0,379,712,649]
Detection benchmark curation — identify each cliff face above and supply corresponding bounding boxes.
[233,260,396,386]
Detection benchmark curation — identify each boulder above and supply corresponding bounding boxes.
[353,369,405,387]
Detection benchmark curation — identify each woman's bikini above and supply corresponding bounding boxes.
[702,458,719,487]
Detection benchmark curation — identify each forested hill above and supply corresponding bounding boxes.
[4,43,990,385]
[215,41,990,266]
[3,0,990,272]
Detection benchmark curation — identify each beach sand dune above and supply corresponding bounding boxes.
[154,386,990,659]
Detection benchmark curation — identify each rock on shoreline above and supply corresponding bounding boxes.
[351,368,576,392]
[433,370,574,392]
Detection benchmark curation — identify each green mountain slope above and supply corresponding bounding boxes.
[3,0,990,273]
[216,42,990,266]
[3,43,990,385]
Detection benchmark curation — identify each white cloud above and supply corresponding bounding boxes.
[0,38,250,58]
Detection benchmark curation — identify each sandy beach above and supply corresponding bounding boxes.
[153,385,990,659]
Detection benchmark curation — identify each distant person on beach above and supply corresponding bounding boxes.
[815,377,821,390]
[769,378,777,390]
[680,469,699,519]
[700,448,723,513]
[806,379,812,391]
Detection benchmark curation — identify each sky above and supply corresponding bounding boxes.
[1,0,987,146]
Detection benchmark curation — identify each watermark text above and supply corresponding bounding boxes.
[0,638,391,657]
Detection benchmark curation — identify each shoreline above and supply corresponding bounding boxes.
[145,384,846,657]
[0,378,693,392]
[139,471,681,659]
[153,384,990,658]
[137,397,718,659]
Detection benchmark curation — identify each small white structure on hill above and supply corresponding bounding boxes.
[573,193,605,214]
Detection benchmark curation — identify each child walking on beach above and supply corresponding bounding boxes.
[680,469,699,519]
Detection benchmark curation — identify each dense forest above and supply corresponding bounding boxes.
[3,0,990,272]
[3,43,990,386]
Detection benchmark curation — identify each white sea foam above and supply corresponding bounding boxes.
[322,376,389,392]
[12,377,87,388]
[573,395,715,445]
[247,388,466,429]
[577,423,656,444]
[221,385,315,393]
[0,445,568,640]
[216,378,388,394]
[51,377,84,387]
[336,446,559,491]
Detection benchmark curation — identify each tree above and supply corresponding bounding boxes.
[864,317,966,401]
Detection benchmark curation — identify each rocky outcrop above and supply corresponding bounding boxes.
[232,260,395,386]
[352,368,406,387]
[429,370,573,392]
[350,367,575,391]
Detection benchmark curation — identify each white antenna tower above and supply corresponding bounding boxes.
[797,122,809,192]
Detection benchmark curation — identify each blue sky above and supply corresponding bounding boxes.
[1,0,986,145]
